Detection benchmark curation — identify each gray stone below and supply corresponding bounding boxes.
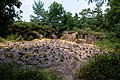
[0,39,102,80]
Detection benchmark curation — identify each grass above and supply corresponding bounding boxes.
[0,62,64,80]
[95,39,117,53]
[76,52,120,80]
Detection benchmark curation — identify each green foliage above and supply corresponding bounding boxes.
[31,1,82,31]
[95,39,117,52]
[9,22,59,40]
[0,62,64,80]
[77,52,120,80]
[0,0,22,37]
[105,0,120,38]
[28,35,34,41]
[95,30,120,53]
[38,25,56,38]
[10,22,39,40]
[0,37,6,43]
[77,27,103,38]
[87,0,106,4]
[79,2,104,31]
[30,0,49,26]
[63,12,75,30]
[49,1,65,27]
[6,34,20,42]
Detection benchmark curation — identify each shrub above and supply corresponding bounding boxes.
[76,52,120,80]
[10,22,39,41]
[0,37,6,42]
[39,25,56,38]
[95,39,119,53]
[0,62,64,80]
[10,22,58,40]
[28,35,34,41]
[6,34,20,42]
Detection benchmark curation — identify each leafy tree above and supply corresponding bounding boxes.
[74,13,80,21]
[30,0,49,26]
[0,0,22,37]
[80,8,92,18]
[91,2,104,30]
[62,12,74,30]
[85,0,106,4]
[105,0,120,38]
[73,13,81,29]
[48,1,65,27]
[79,2,104,31]
[79,8,93,28]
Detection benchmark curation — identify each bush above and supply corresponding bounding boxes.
[28,35,34,41]
[6,34,20,42]
[0,62,64,80]
[10,22,39,41]
[10,22,58,40]
[38,25,56,38]
[76,52,120,80]
[0,37,6,42]
[95,39,117,53]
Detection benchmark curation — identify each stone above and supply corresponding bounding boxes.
[0,39,102,80]
[75,39,86,44]
[18,52,25,55]
[61,31,78,41]
[51,34,57,39]
[38,34,44,39]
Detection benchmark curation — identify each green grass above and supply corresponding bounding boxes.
[95,39,117,53]
[76,52,120,80]
[0,62,64,80]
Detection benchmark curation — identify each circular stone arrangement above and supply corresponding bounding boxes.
[0,39,102,80]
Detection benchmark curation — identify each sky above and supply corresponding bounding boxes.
[19,0,108,22]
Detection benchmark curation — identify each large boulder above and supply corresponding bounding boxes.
[75,39,86,44]
[51,34,57,39]
[61,31,78,42]
[38,34,44,39]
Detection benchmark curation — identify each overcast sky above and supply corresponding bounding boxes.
[19,0,108,22]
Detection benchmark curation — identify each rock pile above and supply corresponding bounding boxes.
[0,39,102,80]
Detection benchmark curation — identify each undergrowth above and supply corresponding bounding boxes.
[0,62,64,80]
[76,52,120,80]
